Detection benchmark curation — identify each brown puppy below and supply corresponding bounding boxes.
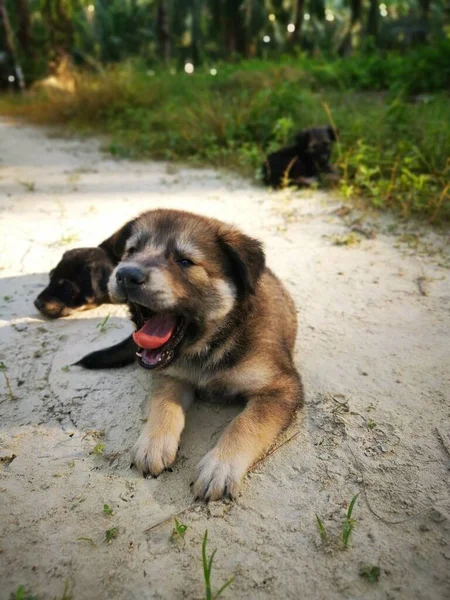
[105,209,303,501]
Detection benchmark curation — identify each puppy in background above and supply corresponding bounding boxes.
[78,209,303,501]
[263,126,338,188]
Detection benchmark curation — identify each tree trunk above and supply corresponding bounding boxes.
[338,0,362,56]
[41,0,74,66]
[0,0,16,57]
[157,0,170,65]
[0,0,25,89]
[417,0,431,42]
[224,0,246,57]
[16,0,33,54]
[367,0,379,39]
[191,0,201,64]
[291,0,305,44]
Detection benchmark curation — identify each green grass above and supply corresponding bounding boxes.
[202,530,234,600]
[359,565,381,583]
[315,514,328,541]
[342,493,359,548]
[171,517,188,541]
[90,443,105,455]
[11,586,38,600]
[1,52,449,222]
[105,527,119,543]
[96,313,111,333]
[103,504,114,516]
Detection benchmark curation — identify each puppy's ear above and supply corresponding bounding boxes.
[295,130,309,151]
[327,126,338,141]
[218,228,265,297]
[99,219,136,263]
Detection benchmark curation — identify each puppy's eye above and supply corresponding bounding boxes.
[176,258,194,267]
[127,246,136,255]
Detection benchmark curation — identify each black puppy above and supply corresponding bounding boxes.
[262,126,338,188]
[34,220,135,319]
[34,247,115,319]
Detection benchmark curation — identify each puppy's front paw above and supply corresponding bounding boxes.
[132,431,179,477]
[193,449,245,501]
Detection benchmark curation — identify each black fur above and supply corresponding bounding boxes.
[74,335,137,369]
[35,217,137,319]
[34,247,115,318]
[262,126,338,188]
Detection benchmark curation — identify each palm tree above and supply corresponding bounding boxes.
[16,0,33,54]
[339,0,363,55]
[157,0,170,64]
[0,0,25,88]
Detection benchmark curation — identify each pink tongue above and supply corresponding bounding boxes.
[132,314,177,350]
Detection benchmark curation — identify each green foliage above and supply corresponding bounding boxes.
[172,517,188,541]
[96,313,111,333]
[202,530,234,600]
[315,514,328,540]
[3,55,448,222]
[105,526,119,542]
[103,504,113,516]
[360,565,381,583]
[90,443,105,455]
[342,493,359,547]
[4,0,450,87]
[11,586,38,600]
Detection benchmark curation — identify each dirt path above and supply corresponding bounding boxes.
[0,119,449,600]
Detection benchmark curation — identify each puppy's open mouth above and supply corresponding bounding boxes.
[132,306,186,370]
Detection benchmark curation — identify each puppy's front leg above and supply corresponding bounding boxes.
[133,376,194,477]
[193,376,302,501]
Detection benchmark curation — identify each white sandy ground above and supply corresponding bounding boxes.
[0,118,449,600]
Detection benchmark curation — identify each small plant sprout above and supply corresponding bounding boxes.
[359,565,381,583]
[96,313,111,333]
[19,180,36,192]
[202,530,234,600]
[332,233,361,246]
[105,527,119,543]
[56,233,80,246]
[342,493,359,548]
[12,585,38,600]
[90,443,105,455]
[315,514,328,541]
[59,578,74,600]
[103,504,114,516]
[0,361,15,400]
[367,419,377,430]
[61,365,70,372]
[172,517,188,540]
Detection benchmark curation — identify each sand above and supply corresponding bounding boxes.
[0,118,449,600]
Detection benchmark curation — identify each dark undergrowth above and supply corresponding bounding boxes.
[1,48,449,223]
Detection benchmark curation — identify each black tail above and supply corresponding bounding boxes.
[74,334,137,369]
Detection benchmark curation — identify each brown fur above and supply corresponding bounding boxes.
[86,209,304,500]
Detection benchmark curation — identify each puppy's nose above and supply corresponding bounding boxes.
[34,297,44,311]
[116,266,145,289]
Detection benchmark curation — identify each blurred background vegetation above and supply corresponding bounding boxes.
[0,0,449,221]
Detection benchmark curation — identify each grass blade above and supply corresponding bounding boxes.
[347,493,359,519]
[214,577,235,599]
[315,514,327,540]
